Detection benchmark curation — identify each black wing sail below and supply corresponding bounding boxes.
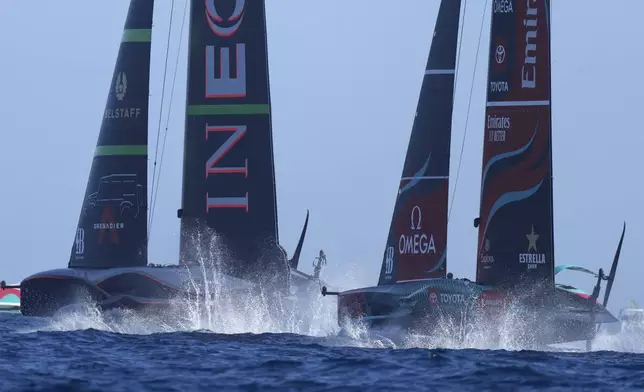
[377,0,461,285]
[475,0,554,290]
[180,0,286,287]
[69,0,154,269]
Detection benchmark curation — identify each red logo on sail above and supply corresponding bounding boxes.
[97,206,119,244]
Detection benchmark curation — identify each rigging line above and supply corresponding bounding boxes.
[148,0,189,237]
[451,0,467,129]
[446,0,468,222]
[453,0,467,93]
[148,0,177,235]
[448,0,489,221]
[548,0,555,261]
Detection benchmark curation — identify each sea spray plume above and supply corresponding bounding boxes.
[175,224,274,332]
[398,284,600,351]
[170,224,336,335]
[332,287,564,351]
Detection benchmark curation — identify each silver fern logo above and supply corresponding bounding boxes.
[115,72,127,101]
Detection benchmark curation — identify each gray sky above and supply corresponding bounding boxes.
[0,1,641,313]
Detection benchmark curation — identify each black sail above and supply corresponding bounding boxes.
[475,0,554,290]
[69,0,154,269]
[378,0,461,285]
[180,0,287,288]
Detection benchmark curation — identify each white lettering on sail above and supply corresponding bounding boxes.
[481,254,496,264]
[205,45,246,98]
[398,206,436,255]
[202,1,250,213]
[104,108,141,119]
[205,0,247,98]
[205,0,245,37]
[519,253,546,265]
[487,115,511,129]
[490,81,509,92]
[518,225,547,269]
[487,115,510,143]
[205,125,248,178]
[521,0,538,89]
[93,223,125,230]
[494,0,514,13]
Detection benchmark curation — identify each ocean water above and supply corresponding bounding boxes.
[3,299,644,392]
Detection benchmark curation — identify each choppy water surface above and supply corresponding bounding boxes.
[3,296,644,392]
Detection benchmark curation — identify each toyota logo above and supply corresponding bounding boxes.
[429,291,438,305]
[495,45,506,64]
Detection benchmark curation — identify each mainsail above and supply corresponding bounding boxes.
[377,0,461,285]
[180,0,286,285]
[69,0,153,269]
[475,0,554,289]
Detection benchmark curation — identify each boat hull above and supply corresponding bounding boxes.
[336,278,618,346]
[20,266,323,317]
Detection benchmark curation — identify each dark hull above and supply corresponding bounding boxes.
[20,266,323,317]
[337,279,618,347]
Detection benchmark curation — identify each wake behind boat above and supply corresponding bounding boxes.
[11,0,327,317]
[603,300,644,335]
[322,0,624,350]
[619,301,644,331]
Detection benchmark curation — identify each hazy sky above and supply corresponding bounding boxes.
[0,1,642,313]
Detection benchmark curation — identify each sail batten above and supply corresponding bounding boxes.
[121,29,152,43]
[186,104,270,116]
[377,0,461,285]
[487,100,550,107]
[424,69,456,75]
[94,145,148,157]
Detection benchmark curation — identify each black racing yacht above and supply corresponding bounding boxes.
[7,0,327,317]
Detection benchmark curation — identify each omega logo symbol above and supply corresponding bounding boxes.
[399,205,436,255]
[410,205,422,230]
